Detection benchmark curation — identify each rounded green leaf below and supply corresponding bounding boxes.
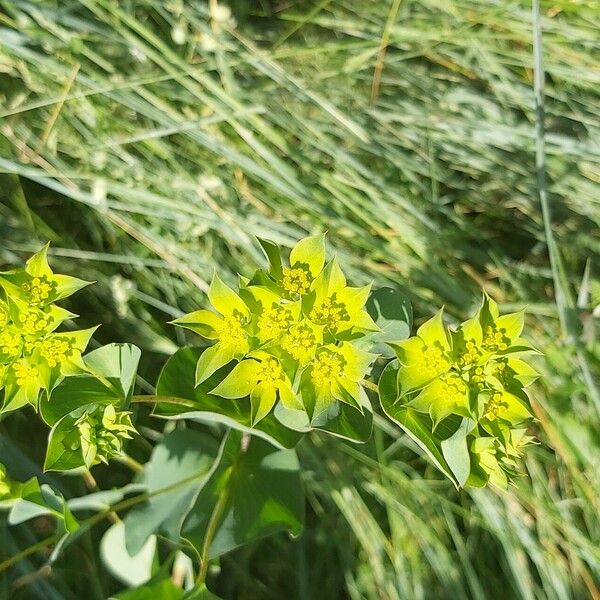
[41,343,140,426]
[123,429,222,555]
[182,436,304,560]
[100,522,157,587]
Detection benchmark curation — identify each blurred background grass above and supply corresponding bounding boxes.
[0,0,599,598]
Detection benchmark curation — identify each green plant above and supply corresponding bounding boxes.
[0,239,540,597]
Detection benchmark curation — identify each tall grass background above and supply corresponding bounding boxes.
[0,0,599,598]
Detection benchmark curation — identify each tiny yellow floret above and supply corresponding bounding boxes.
[0,330,22,359]
[416,343,450,378]
[458,339,481,366]
[216,314,247,348]
[438,372,467,404]
[39,337,73,368]
[22,276,55,305]
[258,303,294,339]
[282,266,311,296]
[484,392,509,420]
[482,326,509,352]
[12,362,39,386]
[312,349,345,387]
[282,323,317,362]
[256,356,284,386]
[309,295,350,330]
[18,309,51,337]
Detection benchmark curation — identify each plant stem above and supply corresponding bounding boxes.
[0,533,61,573]
[0,464,209,575]
[83,469,119,523]
[117,453,143,472]
[195,478,230,585]
[131,394,195,407]
[361,379,379,393]
[195,433,250,586]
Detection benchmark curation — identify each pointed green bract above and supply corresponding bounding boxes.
[281,233,326,299]
[207,273,250,318]
[289,233,326,278]
[388,292,539,488]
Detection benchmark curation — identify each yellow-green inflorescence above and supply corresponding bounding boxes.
[173,234,379,425]
[0,245,95,414]
[393,294,540,488]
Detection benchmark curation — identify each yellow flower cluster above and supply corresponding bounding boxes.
[0,245,93,413]
[394,295,539,488]
[21,276,56,305]
[310,349,346,387]
[281,266,311,297]
[174,234,378,423]
[281,322,317,362]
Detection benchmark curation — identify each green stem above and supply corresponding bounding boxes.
[117,453,143,472]
[195,433,250,587]
[0,533,62,573]
[131,394,195,407]
[361,379,379,393]
[195,478,230,585]
[83,469,120,523]
[1,464,214,575]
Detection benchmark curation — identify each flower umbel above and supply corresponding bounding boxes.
[392,294,539,488]
[0,246,95,414]
[173,234,379,426]
[211,352,300,425]
[278,234,326,299]
[300,343,376,419]
[173,273,252,385]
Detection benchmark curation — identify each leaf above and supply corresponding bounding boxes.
[378,361,458,486]
[8,476,85,560]
[101,521,157,587]
[68,483,147,512]
[257,237,283,280]
[273,391,373,443]
[441,419,472,487]
[9,477,79,532]
[112,579,185,600]
[84,343,141,400]
[41,343,141,426]
[289,233,326,277]
[154,347,302,450]
[123,429,222,555]
[183,585,224,599]
[365,287,412,357]
[183,435,304,559]
[208,273,248,317]
[44,405,94,471]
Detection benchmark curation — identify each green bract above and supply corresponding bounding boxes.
[389,294,539,488]
[173,234,379,427]
[0,245,95,414]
